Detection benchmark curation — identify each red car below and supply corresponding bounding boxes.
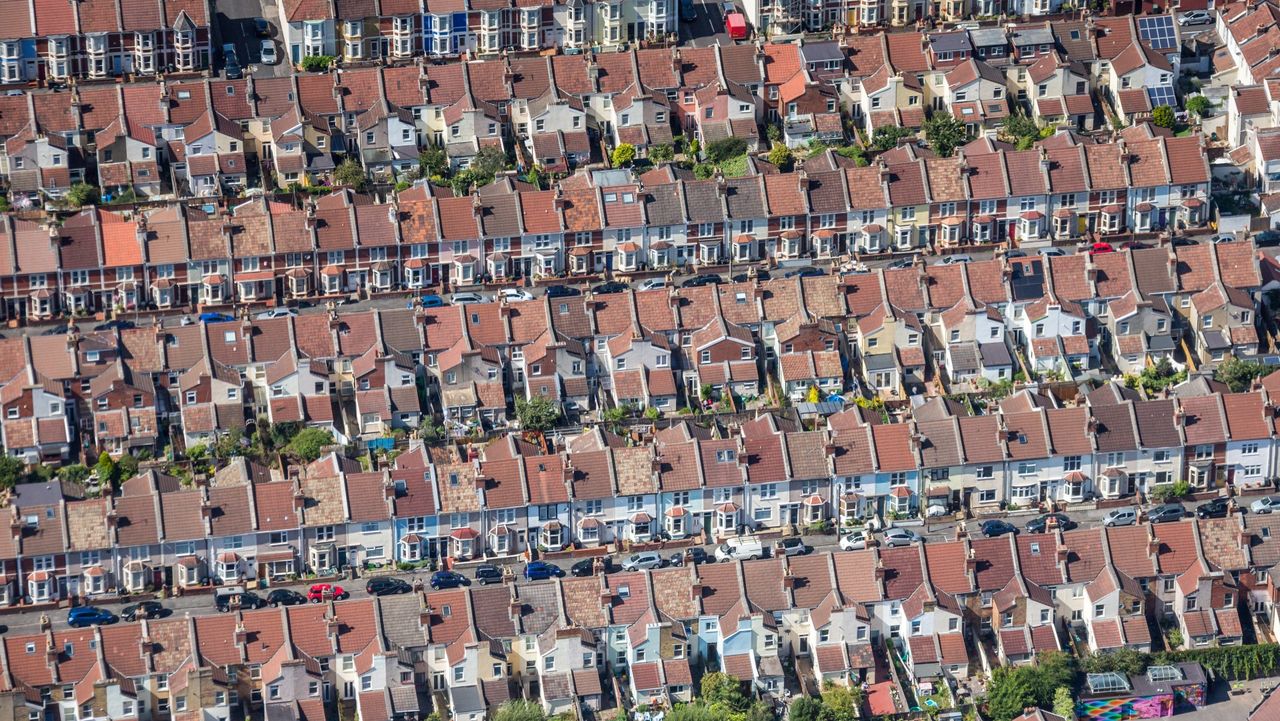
[1089,242,1115,255]
[307,583,348,602]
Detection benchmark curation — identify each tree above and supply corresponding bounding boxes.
[117,453,139,482]
[705,137,748,163]
[693,163,715,180]
[1053,687,1076,720]
[450,169,477,196]
[57,464,91,485]
[526,166,543,190]
[871,125,914,152]
[470,145,510,187]
[667,704,718,721]
[986,666,1038,721]
[0,454,24,490]
[284,428,335,463]
[492,701,546,721]
[419,146,448,177]
[66,182,99,208]
[835,145,867,166]
[1186,95,1212,118]
[515,396,561,432]
[94,452,117,486]
[701,672,749,712]
[768,143,795,171]
[743,702,774,721]
[649,144,675,163]
[820,683,862,721]
[788,697,826,721]
[1215,356,1270,392]
[611,143,637,167]
[1082,648,1149,676]
[1000,112,1041,150]
[300,55,333,72]
[924,113,969,157]
[1151,104,1176,129]
[766,123,782,144]
[334,158,367,190]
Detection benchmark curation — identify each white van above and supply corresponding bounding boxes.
[715,535,764,562]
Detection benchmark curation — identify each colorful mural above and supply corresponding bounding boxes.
[1075,694,1175,720]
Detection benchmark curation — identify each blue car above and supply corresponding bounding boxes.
[199,312,235,323]
[429,570,468,590]
[523,561,563,581]
[68,607,116,628]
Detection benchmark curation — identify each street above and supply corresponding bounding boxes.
[213,0,291,80]
[679,0,732,47]
[0,495,1240,637]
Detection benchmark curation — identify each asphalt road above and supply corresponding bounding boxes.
[213,0,290,79]
[679,0,732,47]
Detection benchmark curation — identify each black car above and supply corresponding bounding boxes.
[886,258,914,269]
[591,281,629,295]
[1025,513,1076,534]
[215,590,264,612]
[430,570,469,590]
[41,325,69,336]
[121,601,164,622]
[474,564,505,585]
[1148,503,1187,524]
[366,577,413,596]
[731,269,770,283]
[782,266,824,279]
[1255,230,1280,247]
[979,519,1019,537]
[545,284,581,298]
[266,589,308,607]
[94,319,136,331]
[681,274,721,288]
[571,557,617,576]
[253,17,271,36]
[1196,497,1231,519]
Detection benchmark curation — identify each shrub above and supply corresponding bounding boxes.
[300,55,333,72]
[66,182,99,208]
[705,137,748,163]
[611,143,637,167]
[1152,104,1176,129]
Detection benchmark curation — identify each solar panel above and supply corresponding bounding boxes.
[1147,85,1178,109]
[1138,15,1177,50]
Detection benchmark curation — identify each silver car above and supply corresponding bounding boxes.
[882,527,922,547]
[1102,508,1137,527]
[1252,495,1280,514]
[622,552,664,572]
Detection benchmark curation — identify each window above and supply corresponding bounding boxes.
[1063,456,1081,472]
[1018,462,1036,476]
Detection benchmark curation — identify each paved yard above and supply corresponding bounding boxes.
[1180,678,1273,720]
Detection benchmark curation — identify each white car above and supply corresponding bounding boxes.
[498,288,534,302]
[637,278,668,291]
[1251,495,1280,514]
[839,531,868,551]
[255,307,296,319]
[1178,10,1212,25]
[926,503,950,518]
[449,292,488,304]
[621,552,664,571]
[1039,247,1068,257]
[260,39,278,64]
[882,527,922,547]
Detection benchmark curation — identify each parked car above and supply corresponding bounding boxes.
[523,561,563,580]
[545,284,581,298]
[1025,513,1076,533]
[121,601,164,622]
[68,607,116,628]
[1252,495,1280,514]
[670,547,708,566]
[94,319,136,331]
[637,278,668,291]
[306,583,348,602]
[783,266,824,278]
[1179,9,1212,24]
[1038,247,1067,257]
[253,16,272,35]
[592,281,629,295]
[839,531,868,551]
[474,564,505,585]
[1210,233,1237,244]
[572,557,617,576]
[1254,230,1280,247]
[731,269,770,282]
[1148,503,1186,524]
[1088,242,1115,255]
[366,577,413,596]
[1102,508,1138,527]
[882,527,922,547]
[430,570,469,589]
[680,0,697,21]
[622,552,665,572]
[222,44,242,79]
[498,288,534,302]
[200,312,235,323]
[215,586,264,612]
[266,589,308,607]
[978,519,1018,537]
[1196,497,1231,519]
[255,307,297,319]
[775,537,811,557]
[410,294,444,308]
[886,258,915,269]
[260,39,277,64]
[937,254,973,266]
[449,292,487,304]
[680,274,721,288]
